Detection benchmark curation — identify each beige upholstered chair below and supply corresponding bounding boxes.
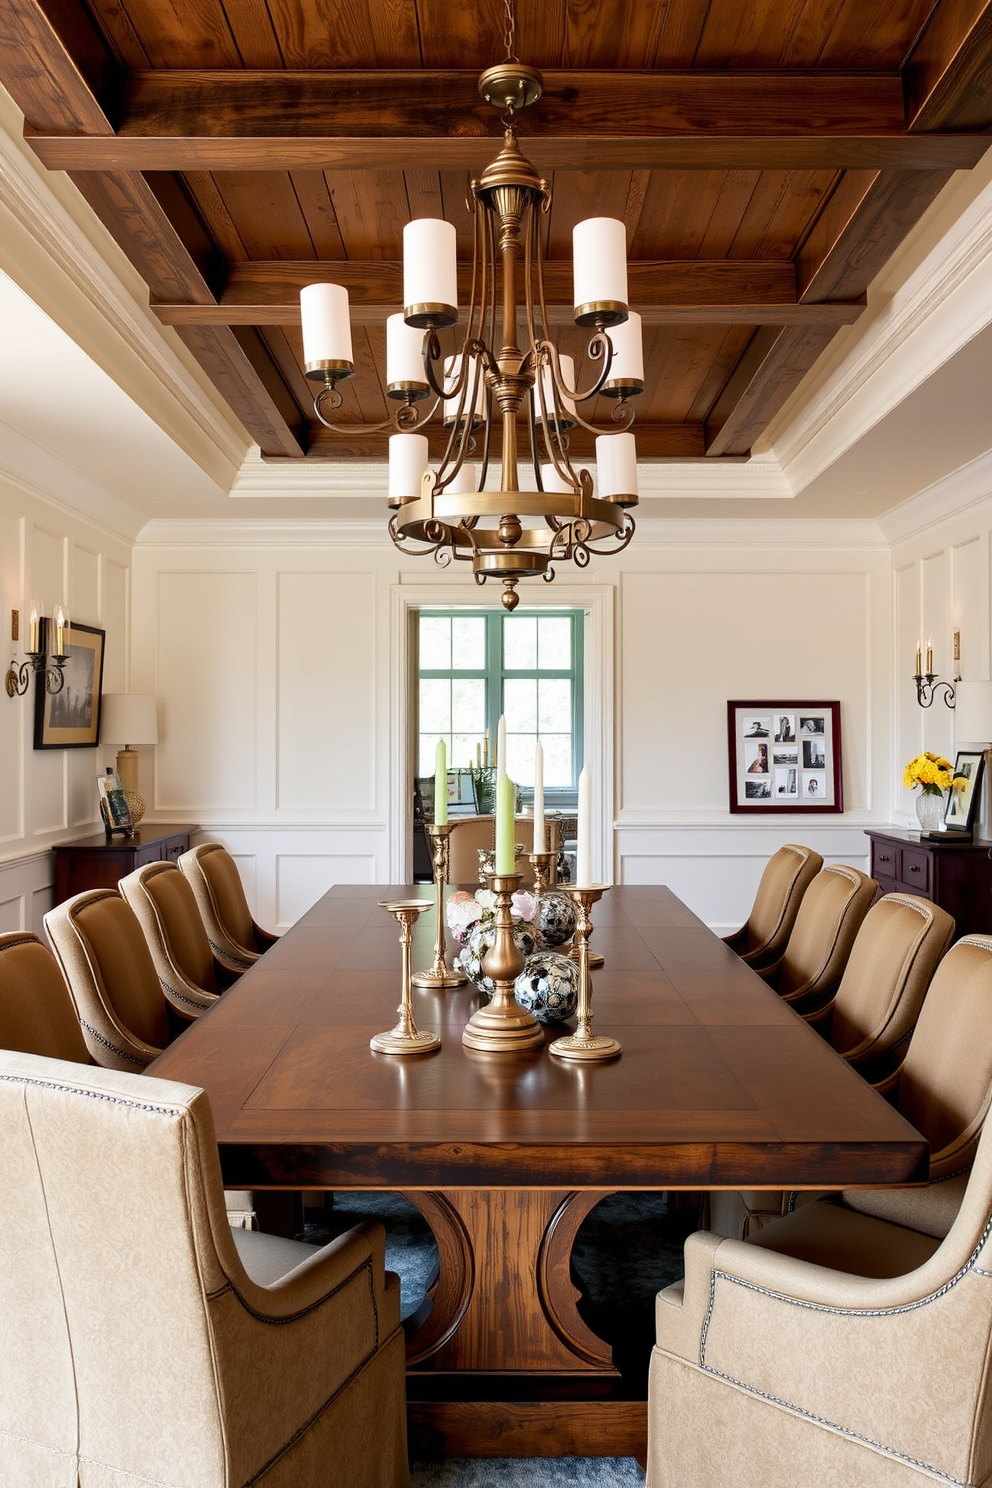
[178,841,277,972]
[0,1049,409,1488]
[710,892,956,1241]
[722,843,823,970]
[757,862,877,1007]
[45,888,183,1069]
[0,931,89,1062]
[648,1106,992,1488]
[446,815,561,888]
[119,859,239,1015]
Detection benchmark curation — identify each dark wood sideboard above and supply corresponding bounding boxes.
[866,828,992,936]
[52,824,197,905]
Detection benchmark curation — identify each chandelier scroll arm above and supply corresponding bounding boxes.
[312,382,440,436]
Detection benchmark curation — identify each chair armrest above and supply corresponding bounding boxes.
[780,974,840,1006]
[753,953,784,984]
[721,926,746,952]
[799,996,835,1028]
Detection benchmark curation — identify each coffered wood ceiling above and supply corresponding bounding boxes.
[4,0,992,471]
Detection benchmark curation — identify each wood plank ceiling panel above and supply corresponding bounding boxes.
[209,172,319,258]
[264,0,421,67]
[108,0,244,66]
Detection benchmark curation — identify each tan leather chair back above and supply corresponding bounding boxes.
[828,892,955,1065]
[739,843,823,963]
[45,891,170,1068]
[0,932,88,1062]
[177,842,276,971]
[119,861,221,1005]
[446,817,495,886]
[897,934,992,1175]
[773,863,877,1000]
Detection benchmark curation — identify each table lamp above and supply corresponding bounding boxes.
[100,693,158,826]
[954,680,992,838]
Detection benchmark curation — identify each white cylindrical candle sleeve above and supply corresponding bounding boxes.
[444,462,477,495]
[300,283,353,366]
[539,463,575,494]
[596,433,639,500]
[388,434,430,502]
[576,765,592,888]
[403,219,458,312]
[605,311,643,386]
[537,353,577,421]
[573,218,628,310]
[386,314,426,385]
[533,741,545,852]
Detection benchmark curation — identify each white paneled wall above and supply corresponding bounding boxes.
[0,471,131,931]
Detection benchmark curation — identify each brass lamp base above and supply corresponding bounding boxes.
[462,872,544,1054]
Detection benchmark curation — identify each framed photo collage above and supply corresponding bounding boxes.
[728,700,843,814]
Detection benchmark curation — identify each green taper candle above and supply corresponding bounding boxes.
[495,773,515,874]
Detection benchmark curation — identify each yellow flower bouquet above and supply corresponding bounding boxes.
[903,751,968,831]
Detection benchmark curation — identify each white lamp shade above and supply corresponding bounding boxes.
[388,433,430,501]
[300,283,353,367]
[539,463,575,494]
[605,311,643,387]
[403,220,458,314]
[442,355,485,424]
[385,314,427,388]
[537,354,577,422]
[444,461,478,495]
[100,693,159,746]
[596,432,638,500]
[573,218,628,311]
[955,681,992,743]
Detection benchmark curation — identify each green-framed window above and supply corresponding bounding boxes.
[417,609,583,803]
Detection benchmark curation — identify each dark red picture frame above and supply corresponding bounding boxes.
[727,700,843,814]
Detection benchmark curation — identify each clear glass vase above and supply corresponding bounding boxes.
[915,789,945,832]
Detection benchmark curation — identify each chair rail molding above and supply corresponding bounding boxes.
[389,583,614,884]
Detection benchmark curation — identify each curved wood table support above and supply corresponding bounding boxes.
[404,1189,619,1375]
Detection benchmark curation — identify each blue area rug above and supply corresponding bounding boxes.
[410,1459,645,1486]
[304,1191,439,1324]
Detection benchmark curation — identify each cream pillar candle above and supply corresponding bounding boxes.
[576,765,592,887]
[533,740,545,852]
[495,774,516,875]
[434,738,447,825]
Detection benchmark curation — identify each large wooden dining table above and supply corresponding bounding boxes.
[150,882,927,1458]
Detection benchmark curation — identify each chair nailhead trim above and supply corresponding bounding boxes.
[0,1071,180,1117]
[80,1020,144,1066]
[158,976,204,1009]
[208,936,253,969]
[694,1204,992,1487]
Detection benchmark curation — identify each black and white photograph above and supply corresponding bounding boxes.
[34,622,105,750]
[728,700,842,814]
[802,736,826,769]
[742,716,770,738]
[944,750,985,833]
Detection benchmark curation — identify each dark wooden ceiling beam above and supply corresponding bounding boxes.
[304,421,707,463]
[23,69,987,172]
[149,259,864,328]
[1,0,120,133]
[904,0,992,131]
[704,324,839,457]
[176,325,308,458]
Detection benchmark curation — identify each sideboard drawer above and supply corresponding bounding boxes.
[871,841,898,879]
[898,847,931,895]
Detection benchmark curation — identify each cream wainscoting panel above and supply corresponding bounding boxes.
[154,570,257,813]
[0,849,56,936]
[275,851,377,929]
[277,570,376,812]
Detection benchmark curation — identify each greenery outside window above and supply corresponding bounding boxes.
[418,610,583,806]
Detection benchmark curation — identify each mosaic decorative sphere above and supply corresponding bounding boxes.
[537,891,577,948]
[514,951,580,1025]
[459,915,538,996]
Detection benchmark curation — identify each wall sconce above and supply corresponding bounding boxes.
[914,634,956,709]
[99,693,159,826]
[4,605,69,699]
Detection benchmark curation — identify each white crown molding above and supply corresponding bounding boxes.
[632,515,886,548]
[0,416,146,545]
[765,150,992,492]
[134,517,389,547]
[877,446,992,546]
[230,446,794,499]
[0,86,248,489]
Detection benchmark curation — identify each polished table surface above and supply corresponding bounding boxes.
[150,882,926,1191]
[150,882,927,1457]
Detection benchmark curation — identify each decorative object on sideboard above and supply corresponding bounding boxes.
[903,751,966,835]
[298,3,640,614]
[953,680,992,839]
[34,622,104,750]
[727,700,843,814]
[913,633,957,708]
[5,605,68,699]
[99,693,159,826]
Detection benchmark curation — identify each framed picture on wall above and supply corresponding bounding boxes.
[727,700,843,814]
[944,750,985,834]
[34,622,105,750]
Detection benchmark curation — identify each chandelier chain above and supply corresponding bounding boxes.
[502,0,518,63]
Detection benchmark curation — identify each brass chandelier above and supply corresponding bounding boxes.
[299,35,643,611]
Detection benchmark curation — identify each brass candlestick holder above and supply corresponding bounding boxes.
[526,848,555,897]
[462,872,544,1053]
[371,900,441,1055]
[413,822,467,989]
[549,886,621,1062]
